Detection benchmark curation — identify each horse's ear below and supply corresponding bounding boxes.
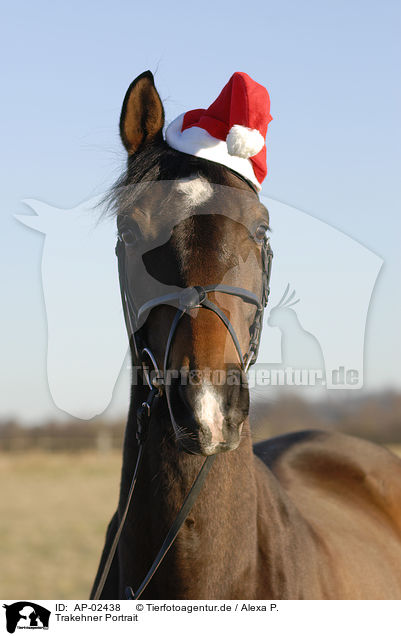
[120,70,165,155]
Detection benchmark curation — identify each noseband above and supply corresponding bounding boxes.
[93,185,273,601]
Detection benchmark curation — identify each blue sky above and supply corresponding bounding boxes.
[1,0,400,421]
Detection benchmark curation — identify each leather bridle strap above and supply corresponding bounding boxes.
[125,454,216,600]
[93,443,144,601]
[201,298,245,367]
[158,284,261,364]
[137,283,263,377]
[137,284,262,322]
[160,286,254,433]
[92,384,160,601]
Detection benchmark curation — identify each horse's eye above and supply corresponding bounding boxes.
[121,229,137,245]
[254,223,268,243]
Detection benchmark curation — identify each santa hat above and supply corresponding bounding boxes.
[165,72,272,191]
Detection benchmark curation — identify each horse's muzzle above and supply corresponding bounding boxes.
[169,366,249,455]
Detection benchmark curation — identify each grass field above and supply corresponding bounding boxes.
[0,452,121,599]
[1,445,401,599]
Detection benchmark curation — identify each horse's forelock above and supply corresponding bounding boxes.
[103,141,235,218]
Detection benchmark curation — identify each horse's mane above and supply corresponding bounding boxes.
[104,140,232,217]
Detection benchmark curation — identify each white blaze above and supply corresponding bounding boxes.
[196,387,225,444]
[175,175,213,208]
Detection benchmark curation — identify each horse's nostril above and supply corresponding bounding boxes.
[225,380,242,405]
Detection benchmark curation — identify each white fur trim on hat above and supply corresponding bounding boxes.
[226,125,265,158]
[165,114,261,191]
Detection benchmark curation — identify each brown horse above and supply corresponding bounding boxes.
[91,71,401,599]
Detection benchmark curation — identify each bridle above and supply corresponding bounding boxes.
[93,178,273,600]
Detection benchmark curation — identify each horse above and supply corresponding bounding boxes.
[91,71,401,600]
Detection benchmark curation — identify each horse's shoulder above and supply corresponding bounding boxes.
[253,429,401,507]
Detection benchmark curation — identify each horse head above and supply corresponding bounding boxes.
[113,71,272,456]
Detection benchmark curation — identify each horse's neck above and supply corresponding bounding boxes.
[117,386,304,599]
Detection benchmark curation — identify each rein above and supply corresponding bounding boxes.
[93,185,273,601]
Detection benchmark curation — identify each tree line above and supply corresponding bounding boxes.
[1,390,401,452]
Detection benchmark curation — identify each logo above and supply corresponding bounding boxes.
[2,603,50,633]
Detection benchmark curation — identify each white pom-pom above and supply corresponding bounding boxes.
[226,125,265,158]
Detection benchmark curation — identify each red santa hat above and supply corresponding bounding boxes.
[165,72,272,191]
